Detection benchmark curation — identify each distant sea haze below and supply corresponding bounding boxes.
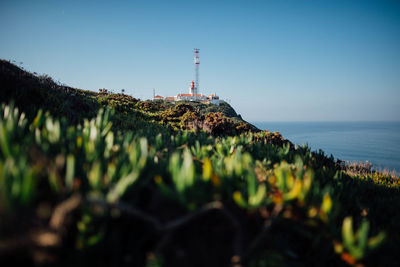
[253,121,400,174]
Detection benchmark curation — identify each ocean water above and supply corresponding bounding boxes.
[253,121,400,173]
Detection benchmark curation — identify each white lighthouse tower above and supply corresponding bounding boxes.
[189,81,196,95]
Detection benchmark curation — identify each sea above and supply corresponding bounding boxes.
[253,121,400,174]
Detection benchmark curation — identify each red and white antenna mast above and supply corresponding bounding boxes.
[194,48,200,95]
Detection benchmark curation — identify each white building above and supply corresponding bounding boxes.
[207,94,222,105]
[152,81,224,105]
[175,81,209,102]
[152,95,164,101]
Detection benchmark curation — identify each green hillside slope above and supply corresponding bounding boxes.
[0,60,259,135]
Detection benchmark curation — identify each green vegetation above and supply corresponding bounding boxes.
[0,60,255,136]
[0,60,399,266]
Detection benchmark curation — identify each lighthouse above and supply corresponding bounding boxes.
[189,81,196,95]
[156,49,223,104]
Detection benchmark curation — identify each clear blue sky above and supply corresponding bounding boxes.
[1,0,399,121]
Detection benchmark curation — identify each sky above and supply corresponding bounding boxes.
[1,0,399,122]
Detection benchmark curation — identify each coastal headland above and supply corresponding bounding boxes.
[0,60,399,267]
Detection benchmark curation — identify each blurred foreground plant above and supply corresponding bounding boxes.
[0,103,392,267]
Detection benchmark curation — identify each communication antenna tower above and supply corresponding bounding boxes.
[194,48,200,95]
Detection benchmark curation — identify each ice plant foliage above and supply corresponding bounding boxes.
[0,104,393,267]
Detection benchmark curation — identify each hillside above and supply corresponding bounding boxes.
[1,59,400,267]
[0,60,254,132]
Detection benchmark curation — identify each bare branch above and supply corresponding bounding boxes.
[164,201,223,231]
[243,204,283,262]
[85,198,244,266]
[50,194,82,231]
[85,197,163,231]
